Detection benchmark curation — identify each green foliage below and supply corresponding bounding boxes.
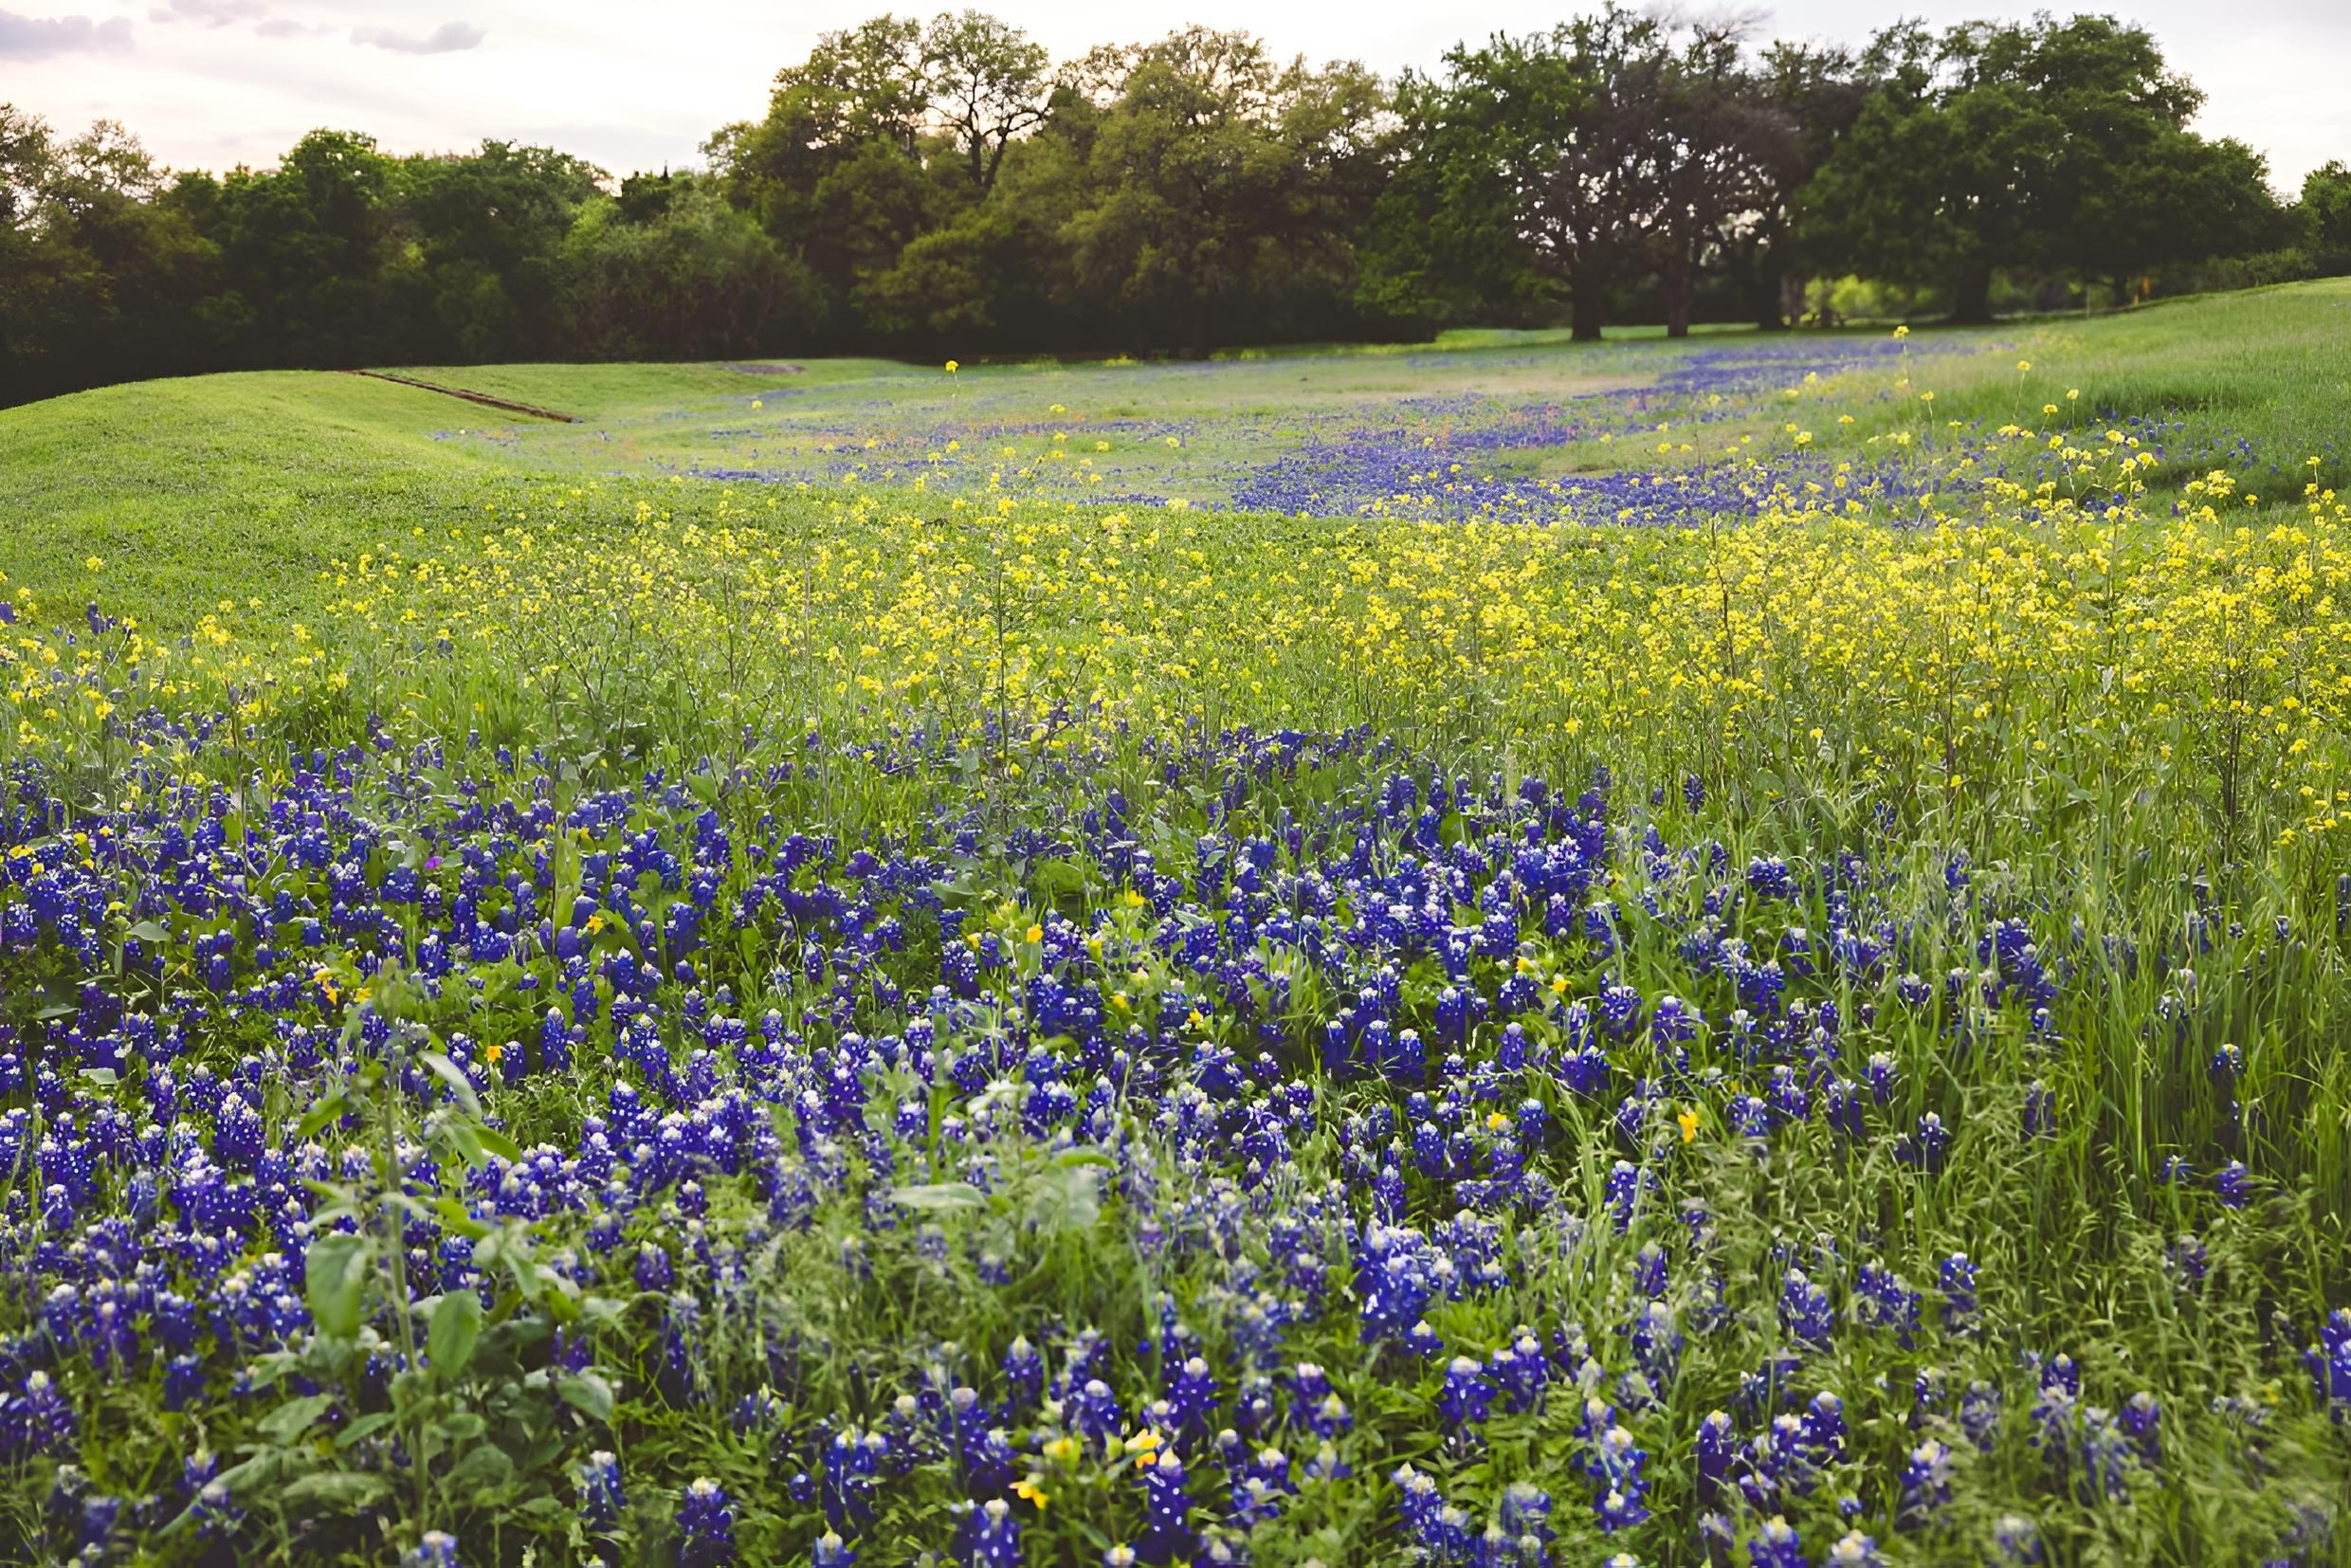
[2303,160,2351,249]
[0,6,2339,402]
[1796,16,2287,321]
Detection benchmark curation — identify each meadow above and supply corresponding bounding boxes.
[0,282,2348,1567]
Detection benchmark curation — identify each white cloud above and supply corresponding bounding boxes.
[1,2,2340,188]
[352,19,483,55]
[148,0,264,24]
[0,8,132,58]
[253,16,326,36]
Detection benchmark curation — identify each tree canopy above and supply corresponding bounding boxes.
[0,8,2327,404]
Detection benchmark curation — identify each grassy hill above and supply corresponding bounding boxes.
[6,280,2348,629]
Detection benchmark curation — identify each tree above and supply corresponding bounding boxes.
[403,141,605,359]
[1648,21,1804,337]
[2304,161,2351,250]
[1058,27,1391,353]
[1797,15,2233,323]
[1732,41,1867,329]
[0,104,55,232]
[207,129,405,362]
[1372,9,1676,342]
[708,14,953,329]
[1,112,220,400]
[556,177,821,357]
[923,10,1051,195]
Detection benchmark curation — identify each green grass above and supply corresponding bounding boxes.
[4,284,2351,1566]
[10,282,2351,634]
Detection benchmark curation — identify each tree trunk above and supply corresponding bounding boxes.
[1570,271,1605,342]
[1950,258,1995,325]
[1665,246,1692,338]
[1753,248,1788,332]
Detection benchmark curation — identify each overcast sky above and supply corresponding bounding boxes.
[4,0,2344,189]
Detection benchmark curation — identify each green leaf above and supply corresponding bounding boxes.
[556,1370,614,1423]
[434,1411,487,1442]
[126,920,170,944]
[443,1119,487,1169]
[475,1124,522,1162]
[256,1392,337,1446]
[304,1231,373,1340]
[445,1442,515,1498]
[428,1290,484,1383]
[434,1194,491,1241]
[277,1469,392,1514]
[332,1411,398,1449]
[418,1051,482,1119]
[890,1181,989,1212]
[78,1067,118,1086]
[293,1093,350,1141]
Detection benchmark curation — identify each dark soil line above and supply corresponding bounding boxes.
[344,369,582,423]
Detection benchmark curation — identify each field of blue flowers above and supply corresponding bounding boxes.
[2,301,2350,1568]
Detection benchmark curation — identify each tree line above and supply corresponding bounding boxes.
[5,6,2345,405]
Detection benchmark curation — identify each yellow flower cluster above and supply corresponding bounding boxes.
[7,436,2348,864]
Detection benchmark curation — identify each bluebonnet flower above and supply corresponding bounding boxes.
[1778,1268,1834,1346]
[1439,1356,1496,1432]
[578,1450,625,1530]
[1604,1160,1642,1231]
[1900,1437,1954,1524]
[2216,1160,2252,1209]
[1801,1392,1848,1464]
[957,1498,1022,1567]
[1960,1382,2003,1451]
[1696,1410,1737,1504]
[1165,1357,1220,1440]
[0,1371,76,1457]
[1991,1515,2045,1563]
[1002,1337,1045,1416]
[634,1242,675,1291]
[191,1477,243,1538]
[1941,1253,1978,1330]
[1896,1111,1952,1172]
[1489,1333,1549,1413]
[1139,1450,1198,1564]
[1229,1445,1294,1530]
[1303,1440,1350,1482]
[1856,1264,1921,1346]
[2022,1080,2055,1138]
[1288,1363,1352,1438]
[1499,1483,1554,1549]
[1585,1425,1649,1532]
[824,1429,884,1533]
[676,1478,738,1567]
[403,1533,461,1568]
[1864,1052,1898,1103]
[812,1532,857,1567]
[2306,1308,2351,1413]
[2119,1392,2161,1464]
[1825,1530,1884,1566]
[1748,1517,1805,1568]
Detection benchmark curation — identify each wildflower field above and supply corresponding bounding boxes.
[1,284,2349,1568]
